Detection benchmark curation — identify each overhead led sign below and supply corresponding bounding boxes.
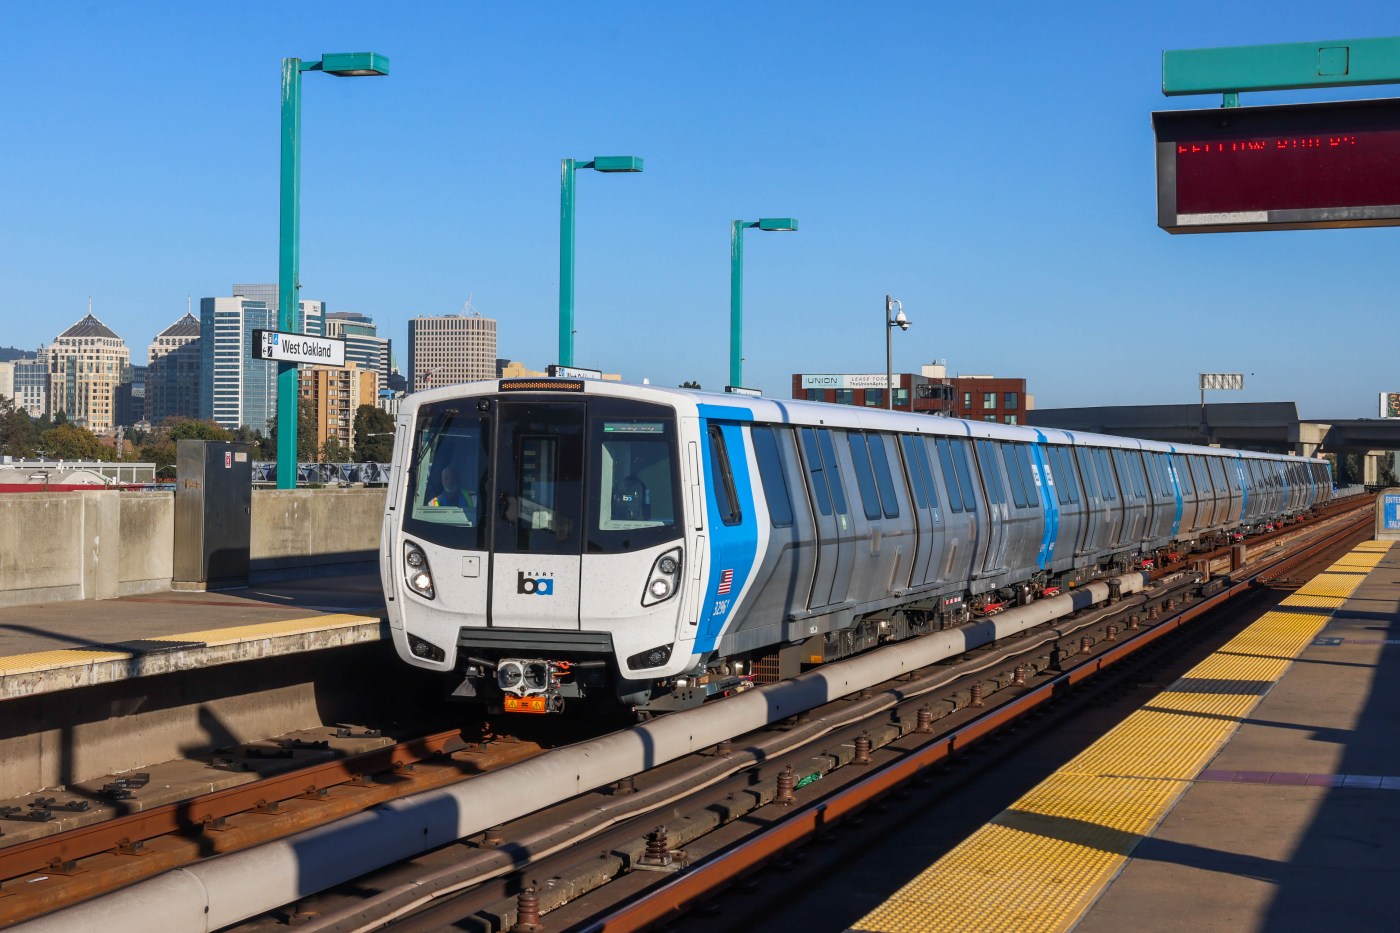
[1154,97,1400,233]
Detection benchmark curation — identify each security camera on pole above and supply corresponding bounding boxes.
[885,295,910,410]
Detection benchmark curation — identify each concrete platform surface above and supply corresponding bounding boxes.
[1076,543,1400,932]
[849,540,1400,933]
[0,575,387,699]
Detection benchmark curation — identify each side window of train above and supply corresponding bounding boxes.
[707,425,742,526]
[1049,446,1078,504]
[1014,445,1039,506]
[799,428,832,516]
[933,438,965,512]
[867,434,901,519]
[1174,456,1193,494]
[847,432,884,521]
[950,439,980,512]
[993,442,1024,508]
[1075,447,1099,499]
[1095,449,1118,501]
[816,429,851,519]
[900,434,939,511]
[750,425,794,528]
[974,440,1008,506]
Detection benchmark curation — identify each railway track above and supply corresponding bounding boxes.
[239,501,1374,933]
[1,497,1372,930]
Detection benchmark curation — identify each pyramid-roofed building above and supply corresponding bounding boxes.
[148,311,203,425]
[49,309,130,432]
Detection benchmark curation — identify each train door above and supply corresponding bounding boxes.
[489,401,585,630]
[899,433,945,587]
[800,427,855,608]
[974,440,1011,576]
[930,436,979,588]
[1190,455,1219,530]
[745,425,817,624]
[1073,446,1105,557]
[1045,445,1085,570]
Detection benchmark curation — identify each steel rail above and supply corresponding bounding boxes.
[0,730,468,884]
[577,509,1373,932]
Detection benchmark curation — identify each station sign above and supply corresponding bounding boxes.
[725,385,763,397]
[800,374,894,390]
[547,364,603,380]
[251,329,345,366]
[1154,97,1400,234]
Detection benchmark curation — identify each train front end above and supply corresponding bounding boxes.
[382,379,703,713]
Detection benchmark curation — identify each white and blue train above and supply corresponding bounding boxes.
[380,378,1333,714]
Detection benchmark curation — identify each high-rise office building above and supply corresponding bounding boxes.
[199,294,326,432]
[325,311,391,383]
[146,311,202,425]
[12,353,48,418]
[231,283,323,335]
[407,313,497,392]
[115,365,147,428]
[47,311,131,432]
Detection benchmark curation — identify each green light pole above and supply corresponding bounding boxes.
[558,156,643,368]
[729,218,797,389]
[277,52,388,490]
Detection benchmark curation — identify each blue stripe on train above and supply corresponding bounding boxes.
[1031,431,1057,569]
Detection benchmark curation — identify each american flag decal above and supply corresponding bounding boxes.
[717,569,734,595]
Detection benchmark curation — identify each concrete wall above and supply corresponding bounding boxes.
[249,487,385,581]
[0,487,386,605]
[0,491,172,608]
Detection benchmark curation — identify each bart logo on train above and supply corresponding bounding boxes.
[517,572,555,596]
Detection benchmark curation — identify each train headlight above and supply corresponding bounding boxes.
[407,633,445,663]
[627,643,673,670]
[642,547,683,607]
[404,542,435,599]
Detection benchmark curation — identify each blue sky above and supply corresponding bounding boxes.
[2,2,1395,418]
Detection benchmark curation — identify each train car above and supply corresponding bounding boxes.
[380,379,1331,715]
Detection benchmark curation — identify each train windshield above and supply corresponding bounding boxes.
[403,405,492,550]
[402,396,681,554]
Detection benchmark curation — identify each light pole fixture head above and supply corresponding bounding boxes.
[757,217,798,231]
[591,156,644,173]
[320,52,391,77]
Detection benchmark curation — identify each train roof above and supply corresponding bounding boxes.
[402,379,1320,463]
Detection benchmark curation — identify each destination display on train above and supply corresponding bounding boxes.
[1154,97,1400,233]
[251,329,346,366]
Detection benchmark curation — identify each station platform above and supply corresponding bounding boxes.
[850,538,1400,932]
[0,574,386,700]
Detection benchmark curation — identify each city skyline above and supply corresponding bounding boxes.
[3,3,1397,418]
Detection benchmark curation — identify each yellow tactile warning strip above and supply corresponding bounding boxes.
[850,540,1392,933]
[0,613,381,678]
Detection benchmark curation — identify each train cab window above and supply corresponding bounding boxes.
[996,443,1026,508]
[933,438,966,513]
[587,406,683,553]
[707,425,742,527]
[868,434,901,519]
[847,432,884,521]
[750,425,794,528]
[404,402,491,550]
[900,434,939,511]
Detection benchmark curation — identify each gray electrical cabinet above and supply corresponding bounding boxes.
[173,440,252,589]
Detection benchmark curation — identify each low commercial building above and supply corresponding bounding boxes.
[791,363,1031,423]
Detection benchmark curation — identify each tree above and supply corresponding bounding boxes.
[0,397,40,458]
[233,425,268,459]
[353,404,395,462]
[321,437,352,463]
[166,418,232,442]
[40,424,113,461]
[679,380,702,389]
[266,398,319,462]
